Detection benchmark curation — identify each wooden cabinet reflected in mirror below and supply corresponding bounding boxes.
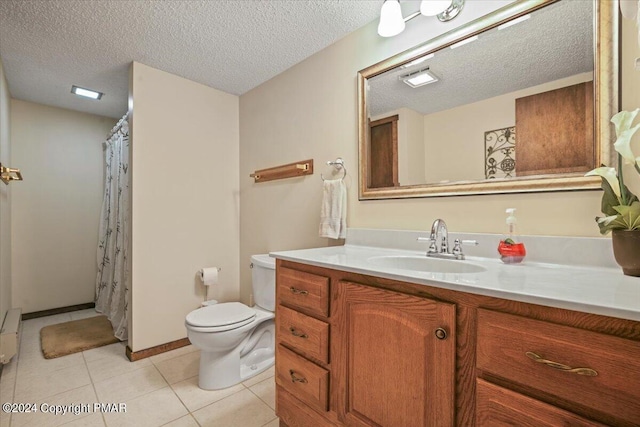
[358,0,618,200]
[515,81,593,177]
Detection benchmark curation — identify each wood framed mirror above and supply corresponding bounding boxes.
[358,0,619,200]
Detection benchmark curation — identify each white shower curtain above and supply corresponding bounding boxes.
[95,117,129,340]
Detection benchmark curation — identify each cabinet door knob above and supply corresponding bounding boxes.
[289,369,308,383]
[289,287,309,295]
[289,326,308,339]
[435,328,448,340]
[525,352,598,376]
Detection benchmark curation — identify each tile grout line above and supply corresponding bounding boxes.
[261,416,279,427]
[9,324,93,426]
[82,348,108,427]
[246,377,276,412]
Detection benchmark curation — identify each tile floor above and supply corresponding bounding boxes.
[0,309,279,427]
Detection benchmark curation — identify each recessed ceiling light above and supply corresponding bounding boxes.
[71,85,103,100]
[498,14,531,30]
[450,35,478,49]
[400,68,439,88]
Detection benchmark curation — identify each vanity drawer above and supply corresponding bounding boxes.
[278,305,329,363]
[276,344,329,413]
[278,267,329,317]
[477,309,640,424]
[476,378,606,426]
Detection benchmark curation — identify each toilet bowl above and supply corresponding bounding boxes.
[185,254,276,390]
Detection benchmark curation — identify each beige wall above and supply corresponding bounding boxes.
[10,100,110,313]
[129,62,240,351]
[424,72,593,183]
[621,14,640,197]
[0,57,11,325]
[239,2,640,304]
[239,1,513,304]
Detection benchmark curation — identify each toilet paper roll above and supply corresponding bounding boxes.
[199,267,220,287]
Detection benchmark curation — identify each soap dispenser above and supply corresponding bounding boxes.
[498,208,526,264]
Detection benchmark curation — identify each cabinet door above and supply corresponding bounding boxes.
[335,281,456,427]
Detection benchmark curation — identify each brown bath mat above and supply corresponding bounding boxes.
[40,315,119,359]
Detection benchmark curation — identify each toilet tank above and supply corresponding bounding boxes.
[251,254,275,312]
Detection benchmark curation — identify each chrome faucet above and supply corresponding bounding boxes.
[429,219,449,254]
[417,219,478,260]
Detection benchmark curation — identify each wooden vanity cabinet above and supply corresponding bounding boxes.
[334,281,456,426]
[274,259,640,427]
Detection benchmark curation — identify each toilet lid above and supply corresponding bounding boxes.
[186,302,256,328]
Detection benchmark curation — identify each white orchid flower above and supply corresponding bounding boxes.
[585,166,621,199]
[611,109,640,167]
[613,124,640,166]
[611,109,640,165]
[611,109,639,137]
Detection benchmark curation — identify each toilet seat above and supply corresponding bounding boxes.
[186,302,256,332]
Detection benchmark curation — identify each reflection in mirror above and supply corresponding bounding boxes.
[359,0,618,199]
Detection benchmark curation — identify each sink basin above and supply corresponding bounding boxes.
[367,255,487,274]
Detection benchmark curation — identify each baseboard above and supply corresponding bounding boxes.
[22,303,95,320]
[126,337,191,362]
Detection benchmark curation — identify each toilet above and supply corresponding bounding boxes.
[185,254,276,390]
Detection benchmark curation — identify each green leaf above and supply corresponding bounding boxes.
[600,177,622,215]
[613,201,640,231]
[596,214,627,235]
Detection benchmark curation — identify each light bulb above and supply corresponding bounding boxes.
[420,0,453,16]
[378,0,405,37]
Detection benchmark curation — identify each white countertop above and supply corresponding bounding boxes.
[271,244,640,322]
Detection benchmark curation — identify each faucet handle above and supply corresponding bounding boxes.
[452,239,479,257]
[452,239,462,256]
[417,236,438,254]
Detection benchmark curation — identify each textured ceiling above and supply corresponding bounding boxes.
[0,0,384,119]
[368,0,594,117]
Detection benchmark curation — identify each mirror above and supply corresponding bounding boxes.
[358,0,618,200]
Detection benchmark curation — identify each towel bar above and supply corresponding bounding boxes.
[0,163,23,185]
[250,159,314,183]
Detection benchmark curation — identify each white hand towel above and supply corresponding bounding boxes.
[319,179,347,239]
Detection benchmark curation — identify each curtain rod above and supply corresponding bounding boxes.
[107,112,129,139]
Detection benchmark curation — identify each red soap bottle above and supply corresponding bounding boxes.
[498,208,526,264]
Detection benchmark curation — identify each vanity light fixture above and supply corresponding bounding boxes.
[71,85,103,100]
[450,35,478,49]
[498,14,531,30]
[399,68,439,88]
[377,0,465,38]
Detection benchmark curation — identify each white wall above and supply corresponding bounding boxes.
[129,62,240,352]
[0,57,11,326]
[424,73,593,183]
[239,2,640,305]
[10,100,110,313]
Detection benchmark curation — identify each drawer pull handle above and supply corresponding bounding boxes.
[289,327,308,339]
[289,369,308,384]
[525,352,598,377]
[289,287,309,295]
